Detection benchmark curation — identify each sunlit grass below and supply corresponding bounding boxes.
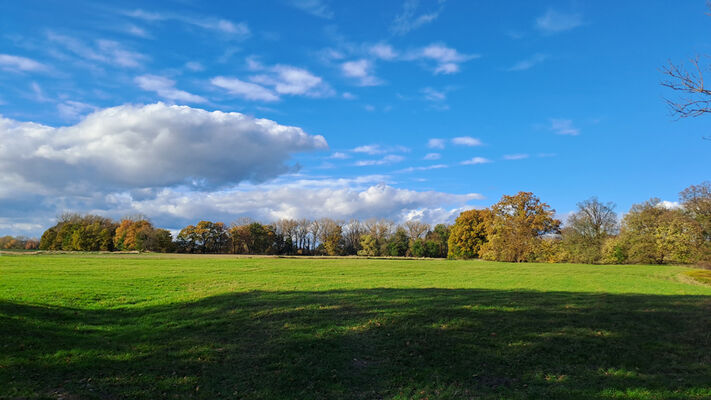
[1,254,709,399]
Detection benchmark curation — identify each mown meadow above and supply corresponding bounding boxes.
[1,254,710,399]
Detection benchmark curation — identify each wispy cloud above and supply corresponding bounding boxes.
[451,136,483,146]
[286,0,333,18]
[352,144,409,155]
[461,157,491,165]
[397,164,448,173]
[0,54,48,73]
[211,76,279,102]
[354,154,405,166]
[427,138,446,149]
[407,43,479,74]
[341,59,382,86]
[213,62,333,101]
[48,32,147,68]
[124,9,250,38]
[136,75,206,103]
[503,154,529,160]
[369,43,398,60]
[507,53,547,71]
[57,100,97,120]
[329,152,350,159]
[535,9,583,34]
[391,0,445,36]
[424,153,441,160]
[550,119,580,135]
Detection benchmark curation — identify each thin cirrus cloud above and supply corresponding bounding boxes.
[47,32,147,68]
[550,119,580,135]
[451,136,483,146]
[354,154,405,166]
[391,0,445,36]
[427,138,446,149]
[535,9,583,34]
[507,53,548,71]
[0,103,328,196]
[461,157,491,165]
[424,153,441,160]
[212,63,333,101]
[0,54,48,73]
[352,144,410,155]
[123,9,250,38]
[135,75,207,103]
[286,0,334,19]
[503,154,529,160]
[211,76,280,102]
[408,43,479,74]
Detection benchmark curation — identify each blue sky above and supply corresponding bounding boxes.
[1,0,710,236]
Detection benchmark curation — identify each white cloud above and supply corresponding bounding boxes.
[352,144,409,155]
[286,0,333,18]
[397,164,447,173]
[451,136,483,146]
[342,92,356,100]
[427,138,446,149]
[135,75,206,103]
[0,54,48,72]
[535,9,583,34]
[185,61,204,71]
[341,59,381,86]
[503,154,529,160]
[408,43,479,74]
[116,183,482,228]
[550,119,580,135]
[369,43,398,60]
[391,0,445,36]
[125,9,250,37]
[211,76,279,102]
[507,53,548,71]
[125,24,151,38]
[461,157,491,165]
[424,152,441,160]
[422,87,446,102]
[0,103,328,196]
[250,64,334,97]
[47,33,147,68]
[658,200,682,210]
[354,155,405,166]
[329,152,350,159]
[57,101,97,120]
[30,82,51,103]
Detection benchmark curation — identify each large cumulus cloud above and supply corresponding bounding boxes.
[0,102,328,195]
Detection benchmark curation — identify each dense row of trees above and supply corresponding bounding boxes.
[446,183,711,265]
[39,214,173,252]
[0,235,39,250]
[27,181,711,265]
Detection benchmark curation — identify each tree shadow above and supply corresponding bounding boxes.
[1,289,710,399]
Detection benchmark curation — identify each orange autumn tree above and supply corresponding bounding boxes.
[114,219,155,251]
[447,209,492,259]
[480,192,561,262]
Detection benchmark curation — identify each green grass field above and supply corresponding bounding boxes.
[1,254,710,399]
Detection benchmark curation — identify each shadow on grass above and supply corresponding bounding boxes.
[1,289,710,399]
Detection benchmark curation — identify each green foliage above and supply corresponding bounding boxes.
[38,214,117,251]
[614,199,704,264]
[386,228,409,256]
[357,234,378,256]
[480,192,561,262]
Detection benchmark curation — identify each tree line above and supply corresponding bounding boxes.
[29,181,711,265]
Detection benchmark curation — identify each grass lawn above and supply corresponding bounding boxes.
[1,254,710,399]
